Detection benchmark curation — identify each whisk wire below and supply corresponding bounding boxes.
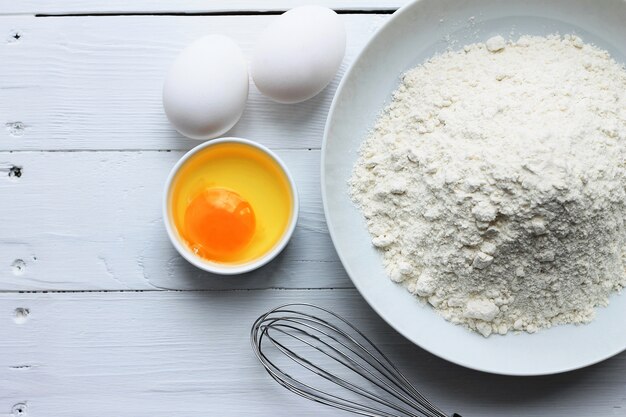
[269,306,442,413]
[266,317,441,417]
[258,323,402,417]
[267,370,398,417]
[263,322,428,417]
[251,304,455,417]
[287,307,444,416]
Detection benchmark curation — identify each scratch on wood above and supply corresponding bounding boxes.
[136,255,171,291]
[12,402,27,417]
[13,307,29,324]
[97,256,129,289]
[9,364,32,370]
[7,30,22,43]
[0,163,23,178]
[6,122,27,136]
[12,259,27,276]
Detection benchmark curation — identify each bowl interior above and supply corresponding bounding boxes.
[322,0,626,375]
[164,138,299,275]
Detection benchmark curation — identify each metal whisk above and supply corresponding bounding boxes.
[251,303,461,417]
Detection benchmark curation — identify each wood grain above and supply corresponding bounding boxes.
[1,6,625,417]
[0,14,378,292]
[0,150,351,291]
[1,1,402,15]
[2,290,625,417]
[0,14,390,151]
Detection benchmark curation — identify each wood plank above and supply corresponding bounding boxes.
[1,1,402,15]
[0,150,351,291]
[1,289,625,417]
[0,14,390,151]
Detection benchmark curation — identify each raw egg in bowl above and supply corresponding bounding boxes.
[163,138,298,274]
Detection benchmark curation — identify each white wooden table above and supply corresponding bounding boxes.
[1,2,625,416]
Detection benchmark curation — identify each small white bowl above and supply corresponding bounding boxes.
[163,137,299,275]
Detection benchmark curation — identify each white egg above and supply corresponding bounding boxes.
[163,35,248,140]
[251,6,346,104]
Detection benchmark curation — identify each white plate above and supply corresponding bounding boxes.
[321,0,626,376]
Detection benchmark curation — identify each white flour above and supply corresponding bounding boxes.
[350,34,626,336]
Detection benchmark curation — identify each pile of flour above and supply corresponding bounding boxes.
[350,34,626,336]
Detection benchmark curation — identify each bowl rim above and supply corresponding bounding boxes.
[321,0,626,376]
[162,137,299,275]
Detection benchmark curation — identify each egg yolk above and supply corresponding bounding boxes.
[183,188,256,261]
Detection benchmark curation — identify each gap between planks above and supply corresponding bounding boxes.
[33,10,398,17]
[0,287,355,294]
[0,9,399,19]
[0,14,389,151]
[0,148,321,153]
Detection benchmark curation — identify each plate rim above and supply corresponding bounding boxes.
[320,0,626,376]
